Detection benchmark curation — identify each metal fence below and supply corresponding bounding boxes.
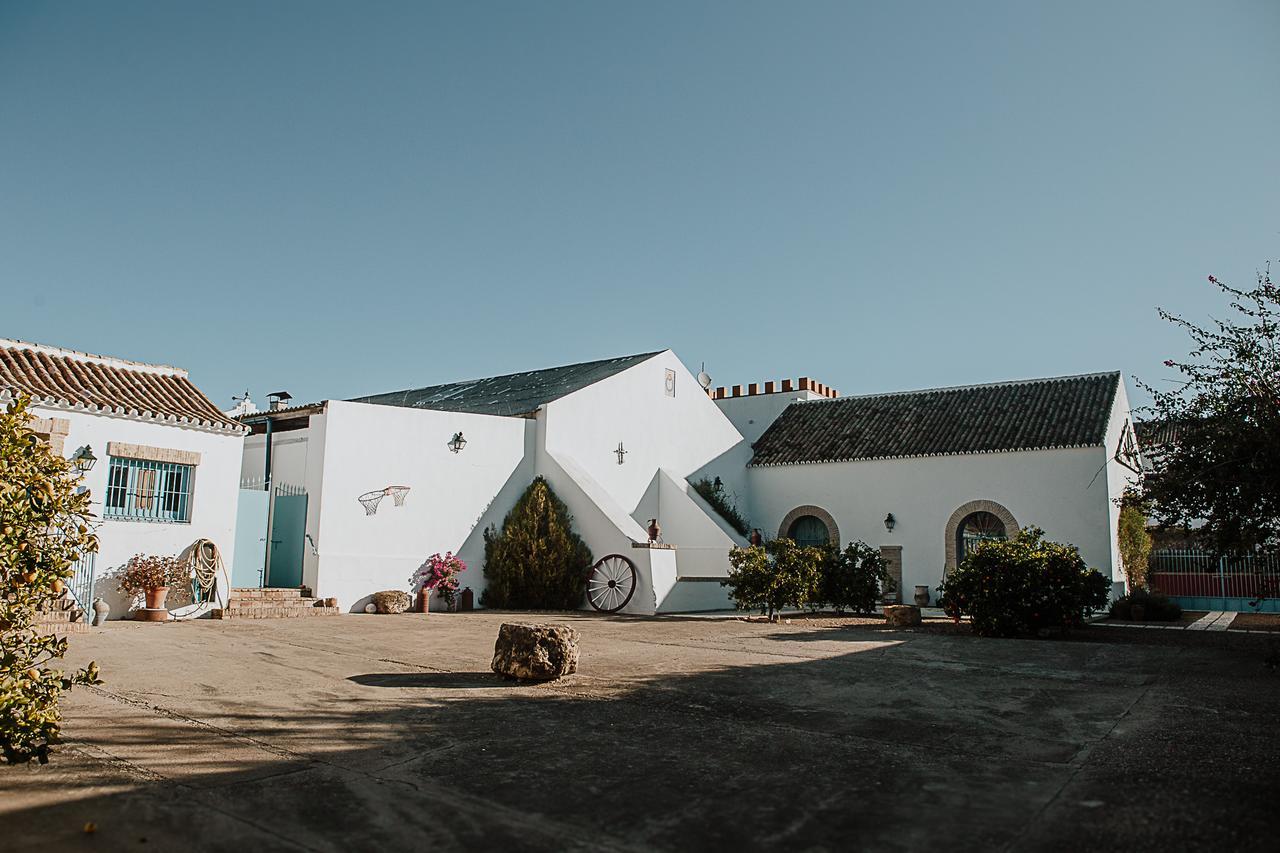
[69,548,96,619]
[1149,549,1280,605]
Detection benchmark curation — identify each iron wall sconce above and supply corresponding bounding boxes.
[71,445,97,472]
[884,512,896,532]
[449,432,467,453]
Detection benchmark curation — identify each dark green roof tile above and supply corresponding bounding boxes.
[749,372,1121,466]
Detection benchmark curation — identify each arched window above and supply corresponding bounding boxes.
[787,515,830,548]
[956,511,1007,562]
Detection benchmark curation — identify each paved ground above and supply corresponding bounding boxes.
[2,613,1278,852]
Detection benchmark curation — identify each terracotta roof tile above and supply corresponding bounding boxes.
[0,339,245,433]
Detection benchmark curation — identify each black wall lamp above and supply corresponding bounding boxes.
[71,445,97,472]
[884,512,896,532]
[449,432,467,453]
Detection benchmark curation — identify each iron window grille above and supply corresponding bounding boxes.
[103,456,194,523]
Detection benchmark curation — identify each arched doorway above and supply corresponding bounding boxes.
[778,505,840,547]
[944,500,1019,571]
[788,515,831,548]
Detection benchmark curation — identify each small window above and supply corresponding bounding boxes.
[103,457,193,523]
[787,515,830,548]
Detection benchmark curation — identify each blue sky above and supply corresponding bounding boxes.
[2,1,1277,409]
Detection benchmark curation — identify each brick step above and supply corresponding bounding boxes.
[211,603,341,620]
[33,615,89,635]
[230,587,307,601]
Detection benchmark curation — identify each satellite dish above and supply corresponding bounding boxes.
[696,362,712,391]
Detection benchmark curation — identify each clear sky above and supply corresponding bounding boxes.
[2,1,1277,410]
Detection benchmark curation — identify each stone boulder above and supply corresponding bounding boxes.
[884,604,922,627]
[371,590,412,614]
[491,622,580,681]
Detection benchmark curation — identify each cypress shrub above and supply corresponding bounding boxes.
[480,477,593,610]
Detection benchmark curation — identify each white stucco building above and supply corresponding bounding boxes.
[0,339,248,618]
[237,351,1140,613]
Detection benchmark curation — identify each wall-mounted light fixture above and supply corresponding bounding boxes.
[71,445,97,472]
[884,512,896,532]
[449,432,467,453]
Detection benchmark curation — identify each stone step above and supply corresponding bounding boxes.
[230,587,308,602]
[33,614,89,635]
[211,603,341,620]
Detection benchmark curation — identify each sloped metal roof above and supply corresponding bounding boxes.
[0,338,246,433]
[749,372,1121,466]
[348,351,664,417]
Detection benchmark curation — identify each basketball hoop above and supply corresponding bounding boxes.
[386,485,411,507]
[358,490,386,516]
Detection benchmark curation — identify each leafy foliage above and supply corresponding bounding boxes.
[1109,589,1182,622]
[1139,265,1280,554]
[116,553,185,596]
[412,552,465,609]
[938,527,1111,637]
[816,541,891,614]
[481,477,593,610]
[690,476,750,536]
[723,538,823,619]
[1116,494,1153,591]
[1,396,103,764]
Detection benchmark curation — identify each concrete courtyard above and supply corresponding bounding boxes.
[2,612,1278,852]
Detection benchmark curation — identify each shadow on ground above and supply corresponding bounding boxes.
[2,617,1278,853]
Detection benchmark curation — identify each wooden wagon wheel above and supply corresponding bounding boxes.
[586,554,637,613]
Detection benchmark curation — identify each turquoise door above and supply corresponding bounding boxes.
[232,490,270,587]
[268,493,308,588]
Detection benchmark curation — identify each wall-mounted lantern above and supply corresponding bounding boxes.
[449,432,467,453]
[884,512,896,532]
[71,445,97,472]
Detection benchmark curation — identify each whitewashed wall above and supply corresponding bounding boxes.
[306,401,533,611]
[29,404,245,618]
[539,351,746,612]
[1101,380,1141,592]
[542,351,744,514]
[747,444,1120,600]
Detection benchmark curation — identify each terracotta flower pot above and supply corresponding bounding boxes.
[144,586,170,610]
[418,587,431,614]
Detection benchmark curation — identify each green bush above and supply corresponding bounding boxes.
[480,477,593,610]
[722,538,823,619]
[817,541,891,614]
[2,396,102,764]
[1117,493,1153,591]
[937,526,1111,637]
[690,476,750,536]
[1109,589,1182,622]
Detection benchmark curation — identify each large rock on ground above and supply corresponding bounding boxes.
[884,604,922,627]
[371,590,412,614]
[491,622,580,681]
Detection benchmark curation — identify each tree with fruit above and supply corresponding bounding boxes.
[1,395,102,764]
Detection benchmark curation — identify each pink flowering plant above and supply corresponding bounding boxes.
[413,552,465,609]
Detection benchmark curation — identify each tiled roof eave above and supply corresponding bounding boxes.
[0,390,249,435]
[747,442,1105,467]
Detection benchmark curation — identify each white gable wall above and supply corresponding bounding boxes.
[28,403,244,618]
[541,351,744,514]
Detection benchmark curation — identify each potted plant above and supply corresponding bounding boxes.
[412,552,466,612]
[117,553,185,613]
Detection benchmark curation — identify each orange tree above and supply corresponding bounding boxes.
[1,396,102,764]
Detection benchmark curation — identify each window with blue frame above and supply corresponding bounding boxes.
[103,456,194,523]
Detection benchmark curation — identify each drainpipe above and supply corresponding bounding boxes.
[262,416,275,588]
